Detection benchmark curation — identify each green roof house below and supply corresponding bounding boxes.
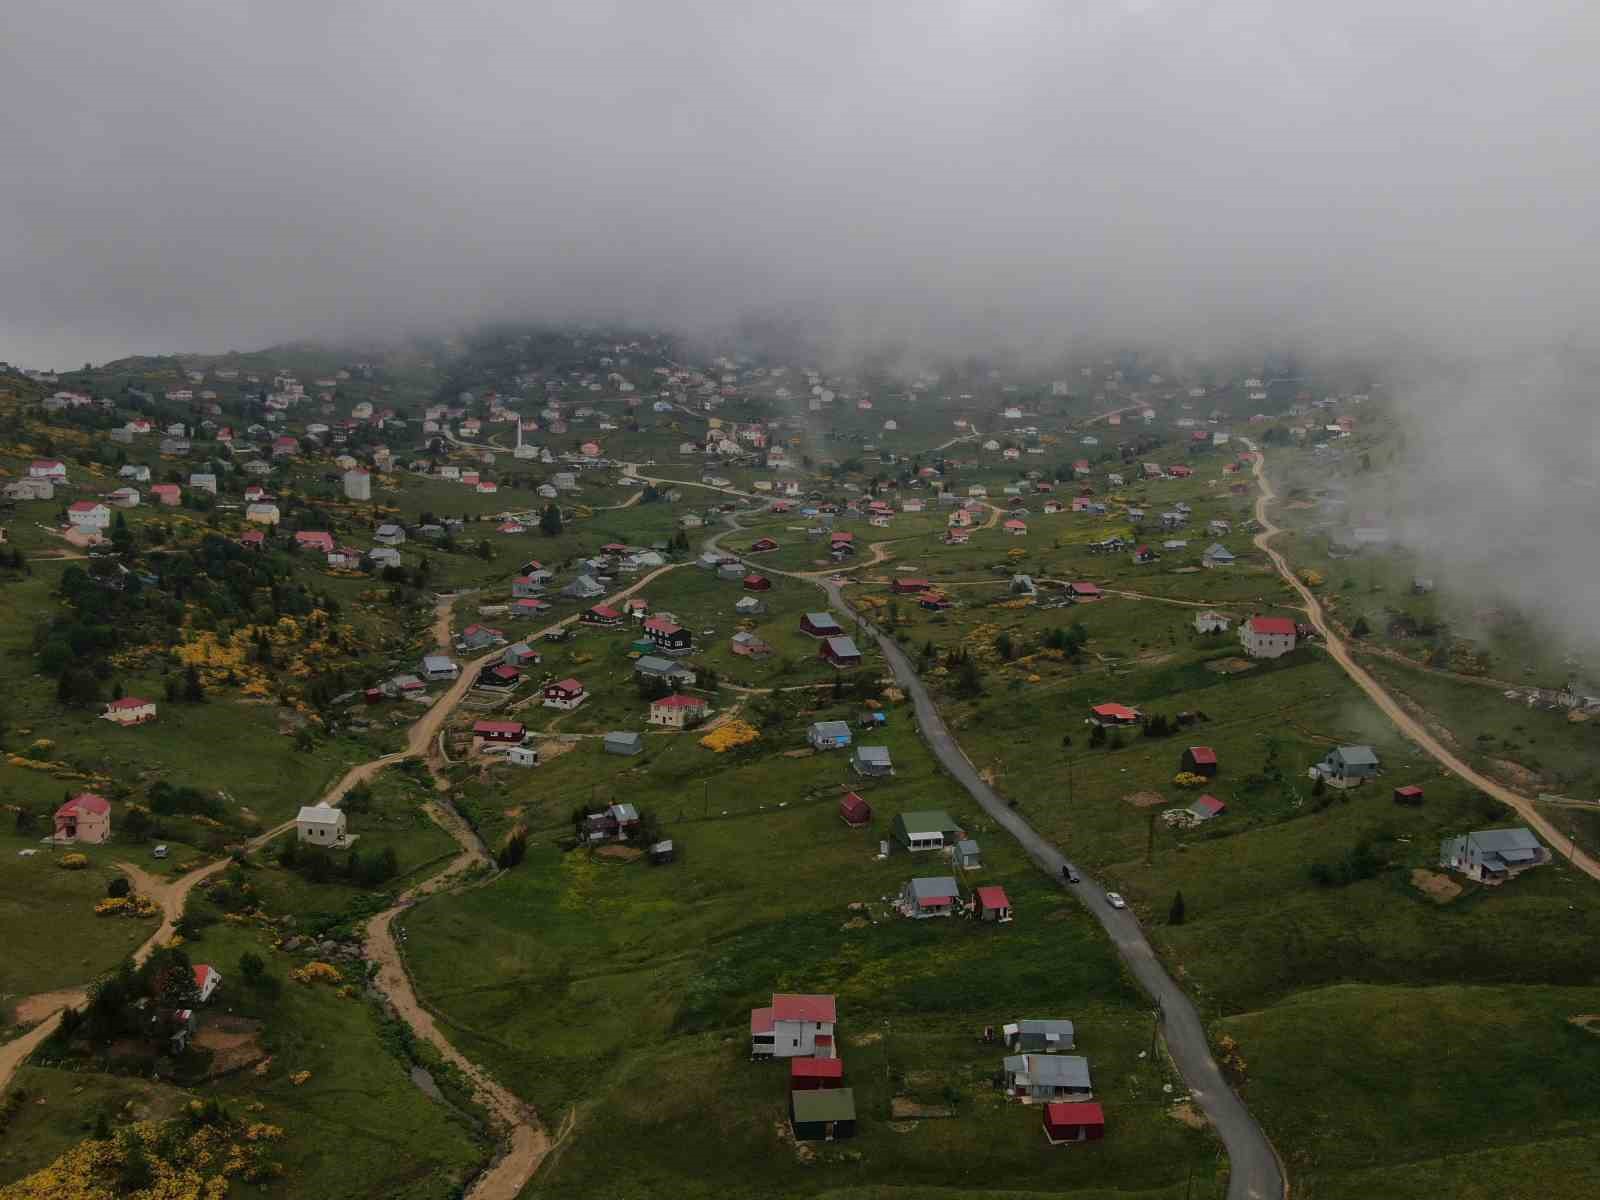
[891,810,961,853]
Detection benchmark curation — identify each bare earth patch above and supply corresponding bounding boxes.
[1568,1015,1600,1036]
[1168,1102,1209,1129]
[891,1097,956,1119]
[12,990,84,1026]
[1124,791,1166,808]
[1410,868,1462,904]
[851,1031,883,1047]
[537,739,580,764]
[195,1015,267,1077]
[595,845,643,862]
[1489,757,1542,791]
[1204,657,1256,675]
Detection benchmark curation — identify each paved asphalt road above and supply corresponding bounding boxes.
[705,508,1283,1200]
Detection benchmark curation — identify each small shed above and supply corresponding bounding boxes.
[507,746,539,767]
[1181,746,1218,776]
[852,746,893,777]
[953,838,982,869]
[839,792,872,828]
[790,1057,845,1091]
[976,885,1012,923]
[649,839,675,865]
[1393,785,1424,805]
[1042,1101,1105,1145]
[790,1087,856,1142]
[604,731,643,756]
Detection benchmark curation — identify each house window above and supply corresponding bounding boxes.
[792,1038,800,1048]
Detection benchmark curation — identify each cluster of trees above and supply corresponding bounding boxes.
[56,946,198,1048]
[275,835,398,888]
[1308,835,1386,887]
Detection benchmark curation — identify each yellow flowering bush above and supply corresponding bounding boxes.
[1298,568,1324,587]
[57,853,89,870]
[1173,772,1209,789]
[700,720,759,752]
[289,1070,312,1086]
[291,961,342,986]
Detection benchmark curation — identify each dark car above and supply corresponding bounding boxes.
[1062,863,1081,884]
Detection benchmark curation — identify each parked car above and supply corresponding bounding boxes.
[152,844,169,859]
[1062,863,1081,884]
[1105,891,1126,909]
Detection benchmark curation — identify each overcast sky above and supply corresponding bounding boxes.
[2,0,1597,367]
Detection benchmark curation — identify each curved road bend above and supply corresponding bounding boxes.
[1243,441,1600,884]
[703,508,1285,1200]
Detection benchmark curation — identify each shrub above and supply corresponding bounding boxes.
[1173,772,1208,789]
[57,853,89,870]
[106,876,131,898]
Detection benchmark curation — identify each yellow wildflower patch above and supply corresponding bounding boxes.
[291,961,342,986]
[700,720,759,752]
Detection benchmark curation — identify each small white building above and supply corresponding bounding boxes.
[67,501,111,531]
[343,469,372,501]
[1240,616,1297,658]
[245,503,281,525]
[1194,610,1232,635]
[295,802,348,846]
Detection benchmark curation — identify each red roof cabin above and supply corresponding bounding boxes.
[891,578,932,595]
[820,636,862,668]
[1090,703,1140,726]
[473,720,525,744]
[1043,1101,1105,1145]
[743,573,772,591]
[791,1057,845,1090]
[1393,784,1425,806]
[749,537,779,553]
[800,612,844,638]
[1066,582,1102,600]
[294,531,335,554]
[542,678,587,710]
[1181,746,1218,776]
[581,605,623,627]
[976,885,1012,923]
[838,792,872,828]
[54,793,111,844]
[918,590,951,610]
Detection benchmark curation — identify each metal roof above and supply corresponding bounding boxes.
[791,1088,856,1124]
[908,876,960,902]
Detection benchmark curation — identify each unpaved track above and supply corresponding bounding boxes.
[0,569,680,1195]
[1244,441,1600,884]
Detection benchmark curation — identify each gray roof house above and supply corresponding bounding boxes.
[368,546,401,567]
[419,654,459,680]
[634,656,696,686]
[604,730,643,756]
[807,720,853,751]
[1314,744,1380,784]
[1440,827,1548,883]
[1004,1019,1076,1053]
[374,523,406,545]
[953,838,982,869]
[1202,543,1236,567]
[901,875,962,919]
[852,745,892,777]
[563,574,606,600]
[735,595,765,615]
[1002,1054,1093,1102]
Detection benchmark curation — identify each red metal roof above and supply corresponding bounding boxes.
[1070,582,1101,594]
[1187,746,1217,765]
[1092,703,1138,720]
[57,792,110,816]
[1044,1101,1104,1128]
[750,1006,775,1035]
[830,531,854,543]
[473,721,524,735]
[772,993,836,1023]
[588,605,621,619]
[976,885,1011,909]
[652,694,706,709]
[1394,785,1424,797]
[1248,616,1297,636]
[1195,795,1226,814]
[790,1057,844,1079]
[839,792,870,820]
[550,678,584,693]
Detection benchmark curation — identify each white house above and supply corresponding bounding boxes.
[1240,616,1296,658]
[29,460,67,480]
[193,964,222,1003]
[101,697,157,725]
[750,993,837,1060]
[67,501,111,531]
[1194,610,1232,634]
[245,503,281,525]
[295,802,348,846]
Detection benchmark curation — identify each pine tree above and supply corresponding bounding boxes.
[1169,891,1186,925]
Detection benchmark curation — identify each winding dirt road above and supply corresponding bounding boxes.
[1245,441,1600,883]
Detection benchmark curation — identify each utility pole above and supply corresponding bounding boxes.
[1146,812,1155,865]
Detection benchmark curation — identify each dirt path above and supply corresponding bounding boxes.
[431,594,456,650]
[1244,440,1600,884]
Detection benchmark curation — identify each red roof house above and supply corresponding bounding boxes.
[648,693,709,727]
[294,531,335,554]
[542,678,587,710]
[773,994,837,1024]
[838,792,872,828]
[581,605,623,627]
[1181,746,1218,776]
[102,696,157,726]
[193,964,222,1003]
[1090,703,1140,725]
[1067,582,1102,599]
[1042,1101,1105,1144]
[54,793,111,844]
[743,573,772,591]
[472,720,525,743]
[749,537,779,553]
[976,885,1012,923]
[891,578,932,595]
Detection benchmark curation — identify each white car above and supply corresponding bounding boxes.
[1105,891,1126,909]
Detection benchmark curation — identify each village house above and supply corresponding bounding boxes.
[1130,544,1158,565]
[472,720,525,745]
[1313,744,1380,785]
[742,573,772,592]
[54,793,111,844]
[294,531,335,554]
[1440,827,1549,883]
[374,523,407,546]
[1181,746,1218,776]
[1194,610,1231,634]
[458,624,506,650]
[107,487,140,508]
[1202,543,1236,569]
[581,604,624,628]
[976,884,1012,922]
[1004,1019,1075,1053]
[5,479,53,501]
[420,654,459,681]
[604,731,643,756]
[1089,703,1141,727]
[649,693,709,728]
[730,630,771,657]
[67,501,111,531]
[751,993,837,1060]
[101,696,157,726]
[476,663,522,690]
[1066,582,1102,601]
[807,720,853,751]
[583,802,640,842]
[1003,1054,1094,1103]
[243,502,280,526]
[189,473,217,494]
[643,616,693,654]
[542,677,588,710]
[820,636,863,668]
[789,1088,857,1143]
[30,459,68,480]
[953,838,983,869]
[634,656,696,687]
[503,642,540,668]
[891,810,961,853]
[852,745,892,776]
[1240,615,1296,658]
[295,802,348,847]
[901,875,961,919]
[801,611,844,639]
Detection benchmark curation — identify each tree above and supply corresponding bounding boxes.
[182,665,206,703]
[238,951,266,988]
[1090,722,1107,747]
[955,656,984,699]
[994,631,1015,661]
[1350,616,1370,638]
[540,504,563,537]
[57,666,101,708]
[1168,891,1186,925]
[107,877,131,899]
[110,511,133,555]
[14,804,35,833]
